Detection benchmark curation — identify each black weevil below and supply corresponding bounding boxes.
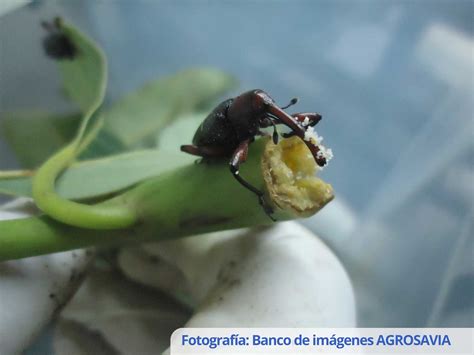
[181,89,327,220]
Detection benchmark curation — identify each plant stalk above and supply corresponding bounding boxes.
[0,138,333,261]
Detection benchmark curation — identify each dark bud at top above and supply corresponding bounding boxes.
[42,33,76,60]
[41,17,76,60]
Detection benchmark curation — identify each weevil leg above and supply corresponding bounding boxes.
[180,144,229,157]
[230,140,275,221]
[293,112,322,125]
[181,144,231,164]
[180,144,206,157]
[280,113,322,138]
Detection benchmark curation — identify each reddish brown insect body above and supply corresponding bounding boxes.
[181,89,325,220]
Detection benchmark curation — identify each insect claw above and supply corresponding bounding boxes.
[258,194,276,221]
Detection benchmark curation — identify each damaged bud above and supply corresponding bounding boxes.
[41,17,76,60]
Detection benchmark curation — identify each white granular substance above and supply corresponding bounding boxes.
[317,146,334,162]
[303,126,323,144]
[303,126,334,166]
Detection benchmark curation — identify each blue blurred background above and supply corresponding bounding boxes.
[0,0,472,334]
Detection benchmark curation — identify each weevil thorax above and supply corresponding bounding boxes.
[227,89,274,140]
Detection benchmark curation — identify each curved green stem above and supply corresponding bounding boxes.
[32,111,137,230]
[31,20,137,229]
[32,115,137,229]
[32,143,137,230]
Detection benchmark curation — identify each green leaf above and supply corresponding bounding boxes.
[56,18,107,115]
[102,68,236,148]
[1,109,131,167]
[0,149,195,199]
[156,112,206,151]
[1,68,234,164]
[58,150,194,199]
[1,111,81,168]
[79,128,128,159]
[0,173,31,197]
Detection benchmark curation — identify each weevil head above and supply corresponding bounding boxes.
[230,90,274,116]
[259,95,330,168]
[227,89,276,137]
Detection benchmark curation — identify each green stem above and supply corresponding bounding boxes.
[30,93,137,230]
[0,216,139,261]
[1,138,333,261]
[0,140,274,260]
[0,170,33,178]
[120,139,283,235]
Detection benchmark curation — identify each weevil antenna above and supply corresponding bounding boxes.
[270,120,279,144]
[281,97,298,110]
